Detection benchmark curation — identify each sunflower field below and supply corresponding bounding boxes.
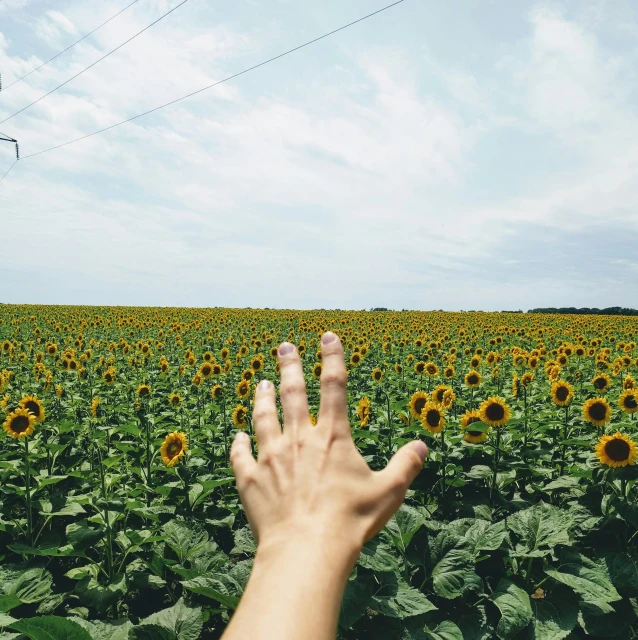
[0,305,637,640]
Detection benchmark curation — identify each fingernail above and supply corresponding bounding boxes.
[235,431,248,441]
[411,440,428,461]
[321,332,337,345]
[278,342,294,356]
[258,379,272,391]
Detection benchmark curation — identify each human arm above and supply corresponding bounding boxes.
[221,332,428,640]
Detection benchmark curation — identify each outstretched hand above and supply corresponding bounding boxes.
[230,331,428,563]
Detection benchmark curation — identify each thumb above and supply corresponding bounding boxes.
[379,440,428,502]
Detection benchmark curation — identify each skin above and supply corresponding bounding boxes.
[222,331,429,640]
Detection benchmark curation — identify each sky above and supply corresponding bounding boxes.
[1,0,638,311]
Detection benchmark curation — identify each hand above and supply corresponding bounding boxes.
[230,331,428,564]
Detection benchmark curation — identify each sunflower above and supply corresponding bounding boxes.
[312,363,323,379]
[420,402,445,434]
[357,397,371,427]
[464,370,482,388]
[232,405,247,428]
[371,368,383,382]
[90,396,102,418]
[160,431,189,467]
[509,373,520,397]
[309,412,317,426]
[3,408,36,439]
[595,432,637,468]
[460,409,489,443]
[442,389,456,409]
[470,356,481,369]
[394,362,403,374]
[199,363,213,379]
[236,380,250,399]
[414,361,426,375]
[169,393,182,408]
[551,380,574,406]
[242,369,254,382]
[211,384,223,400]
[618,389,638,414]
[409,391,429,420]
[55,384,64,398]
[425,362,439,377]
[221,347,230,360]
[103,368,116,385]
[0,394,9,411]
[478,397,511,427]
[350,353,362,366]
[432,384,453,405]
[521,372,534,387]
[582,397,612,427]
[192,373,203,387]
[592,373,612,393]
[47,344,58,356]
[137,384,151,398]
[623,375,636,390]
[250,357,263,372]
[444,366,455,379]
[19,395,45,423]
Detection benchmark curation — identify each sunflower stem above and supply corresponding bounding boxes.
[24,436,33,546]
[560,405,569,474]
[490,427,501,505]
[440,428,446,509]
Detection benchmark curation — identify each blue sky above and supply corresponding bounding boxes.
[1,0,637,310]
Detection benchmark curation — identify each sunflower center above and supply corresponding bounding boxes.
[467,430,482,437]
[24,401,40,417]
[435,391,445,403]
[593,378,607,389]
[605,438,630,462]
[485,403,505,421]
[468,374,478,385]
[167,441,182,457]
[11,415,30,433]
[556,386,569,401]
[415,398,426,415]
[624,395,638,409]
[425,409,440,427]
[588,402,607,421]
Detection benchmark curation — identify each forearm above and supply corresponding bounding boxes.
[223,538,359,640]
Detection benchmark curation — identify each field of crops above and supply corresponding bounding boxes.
[0,305,637,639]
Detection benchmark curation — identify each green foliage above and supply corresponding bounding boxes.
[1,305,637,638]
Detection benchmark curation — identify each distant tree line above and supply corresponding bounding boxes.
[528,307,638,316]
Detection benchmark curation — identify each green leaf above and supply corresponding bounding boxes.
[0,613,17,627]
[139,598,203,640]
[75,574,127,613]
[0,595,22,613]
[230,526,256,555]
[507,502,572,557]
[604,552,638,593]
[9,616,92,640]
[463,520,508,554]
[5,568,53,605]
[527,585,578,640]
[577,598,637,637]
[357,538,399,572]
[128,624,176,640]
[544,550,621,614]
[465,465,493,480]
[180,576,240,610]
[423,621,463,640]
[339,573,374,630]
[384,505,426,552]
[458,606,490,640]
[432,548,482,599]
[371,577,437,619]
[162,520,209,564]
[492,578,533,639]
[68,618,133,640]
[41,502,86,517]
[66,521,106,551]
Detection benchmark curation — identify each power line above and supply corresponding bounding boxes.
[21,0,407,159]
[1,0,140,92]
[0,0,191,125]
[0,159,18,184]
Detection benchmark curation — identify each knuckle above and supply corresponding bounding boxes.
[252,407,272,424]
[321,370,346,389]
[280,380,306,397]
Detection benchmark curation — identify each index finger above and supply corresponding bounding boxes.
[318,332,349,435]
